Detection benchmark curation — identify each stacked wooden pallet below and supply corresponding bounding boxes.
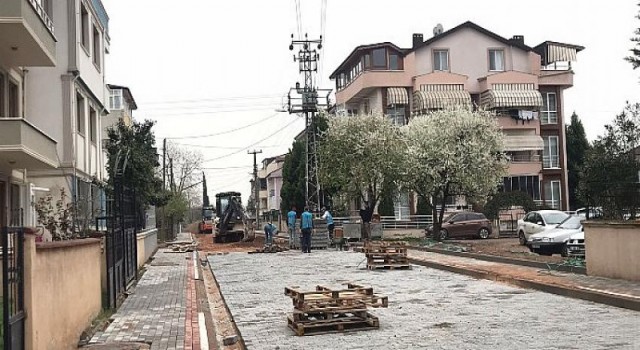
[291,231,330,250]
[284,283,388,336]
[364,241,411,270]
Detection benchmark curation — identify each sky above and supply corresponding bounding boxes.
[103,0,640,203]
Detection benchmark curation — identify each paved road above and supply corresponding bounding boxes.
[208,250,640,350]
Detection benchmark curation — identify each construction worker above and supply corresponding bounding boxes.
[300,207,313,253]
[321,207,335,243]
[287,206,297,249]
[263,221,276,246]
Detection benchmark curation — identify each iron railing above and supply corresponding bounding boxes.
[542,155,560,168]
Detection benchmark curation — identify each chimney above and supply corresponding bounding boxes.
[510,35,525,45]
[412,33,423,49]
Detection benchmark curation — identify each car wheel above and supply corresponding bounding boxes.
[439,229,448,241]
[478,228,490,239]
[518,231,527,245]
[561,244,569,258]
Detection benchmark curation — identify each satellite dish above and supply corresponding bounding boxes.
[433,23,444,36]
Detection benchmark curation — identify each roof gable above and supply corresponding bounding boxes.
[329,42,408,79]
[412,21,533,53]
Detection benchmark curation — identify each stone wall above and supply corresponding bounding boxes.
[584,222,640,281]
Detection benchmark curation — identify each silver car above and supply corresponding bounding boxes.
[516,210,570,245]
[528,216,584,257]
[566,231,585,258]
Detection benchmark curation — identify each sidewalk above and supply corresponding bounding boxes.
[89,231,207,350]
[408,249,640,311]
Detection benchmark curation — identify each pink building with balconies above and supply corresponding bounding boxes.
[329,21,583,211]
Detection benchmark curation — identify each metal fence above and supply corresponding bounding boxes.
[331,215,433,230]
[2,226,25,350]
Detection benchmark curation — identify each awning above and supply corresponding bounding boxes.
[413,90,472,111]
[547,44,577,63]
[387,87,408,105]
[503,135,544,151]
[480,90,543,109]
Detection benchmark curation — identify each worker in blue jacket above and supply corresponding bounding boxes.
[300,207,314,253]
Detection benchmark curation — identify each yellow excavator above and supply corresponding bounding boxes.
[214,192,254,243]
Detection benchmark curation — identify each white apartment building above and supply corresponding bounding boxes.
[0,0,110,227]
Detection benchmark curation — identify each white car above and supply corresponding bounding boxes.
[566,231,585,258]
[575,207,603,220]
[527,216,584,257]
[517,210,570,245]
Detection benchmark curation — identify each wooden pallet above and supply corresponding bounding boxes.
[247,245,289,254]
[367,263,412,270]
[287,313,379,336]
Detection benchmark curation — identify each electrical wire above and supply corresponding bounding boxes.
[141,94,283,105]
[165,113,285,140]
[203,117,302,162]
[143,100,282,112]
[294,0,303,39]
[144,105,279,117]
[173,143,285,150]
[318,0,328,86]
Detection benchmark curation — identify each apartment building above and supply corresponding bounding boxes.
[329,21,583,211]
[104,84,137,137]
[257,155,286,217]
[0,0,110,227]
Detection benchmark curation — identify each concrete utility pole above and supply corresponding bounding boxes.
[169,158,175,193]
[162,138,167,190]
[287,34,332,212]
[248,149,262,223]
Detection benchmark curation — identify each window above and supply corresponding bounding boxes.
[8,80,18,117]
[489,49,505,71]
[543,136,559,168]
[363,100,370,114]
[89,108,97,142]
[92,25,101,69]
[363,54,371,69]
[372,48,386,68]
[394,192,410,221]
[433,50,449,71]
[76,93,85,134]
[502,176,540,200]
[389,54,400,70]
[541,92,557,124]
[81,3,90,50]
[543,181,561,210]
[386,105,405,125]
[110,89,123,110]
[0,74,4,117]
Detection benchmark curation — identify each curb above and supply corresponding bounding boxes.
[408,245,587,274]
[408,257,640,312]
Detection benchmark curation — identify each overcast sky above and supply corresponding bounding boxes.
[104,0,640,203]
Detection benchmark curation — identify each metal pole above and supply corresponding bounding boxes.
[248,149,262,223]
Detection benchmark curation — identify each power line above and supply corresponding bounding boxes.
[173,143,285,150]
[166,113,285,140]
[143,100,282,112]
[294,0,302,39]
[141,94,283,105]
[203,117,302,162]
[144,105,280,117]
[201,166,252,170]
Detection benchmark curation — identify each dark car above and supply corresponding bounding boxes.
[425,212,492,240]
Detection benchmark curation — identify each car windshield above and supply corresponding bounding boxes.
[541,212,569,225]
[557,216,582,229]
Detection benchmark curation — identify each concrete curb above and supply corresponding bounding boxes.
[408,257,640,312]
[408,245,587,274]
[206,257,247,349]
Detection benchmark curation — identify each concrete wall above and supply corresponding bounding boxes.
[24,236,102,350]
[137,228,158,269]
[584,222,640,281]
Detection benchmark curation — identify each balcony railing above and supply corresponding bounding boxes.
[508,154,541,163]
[27,0,54,35]
[541,61,572,71]
[543,155,560,168]
[534,199,560,210]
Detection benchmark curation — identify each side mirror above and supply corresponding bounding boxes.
[536,221,544,226]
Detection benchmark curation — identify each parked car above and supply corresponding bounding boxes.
[575,207,603,219]
[425,211,492,240]
[517,210,570,245]
[527,216,585,257]
[566,231,585,258]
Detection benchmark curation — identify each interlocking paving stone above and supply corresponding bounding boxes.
[209,250,640,350]
[90,249,188,350]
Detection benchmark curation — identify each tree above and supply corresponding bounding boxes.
[403,107,508,240]
[415,195,432,216]
[566,112,591,209]
[318,112,404,223]
[626,3,640,69]
[580,102,640,219]
[280,139,306,214]
[106,120,164,230]
[377,181,396,217]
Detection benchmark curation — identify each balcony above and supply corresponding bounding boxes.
[335,70,411,105]
[0,118,58,169]
[543,155,560,169]
[0,0,56,66]
[539,69,574,87]
[507,154,542,176]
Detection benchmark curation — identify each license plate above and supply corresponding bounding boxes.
[532,244,540,248]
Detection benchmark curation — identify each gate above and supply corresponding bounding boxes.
[102,178,138,309]
[2,227,25,350]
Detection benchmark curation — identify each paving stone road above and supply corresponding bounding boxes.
[208,250,640,350]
